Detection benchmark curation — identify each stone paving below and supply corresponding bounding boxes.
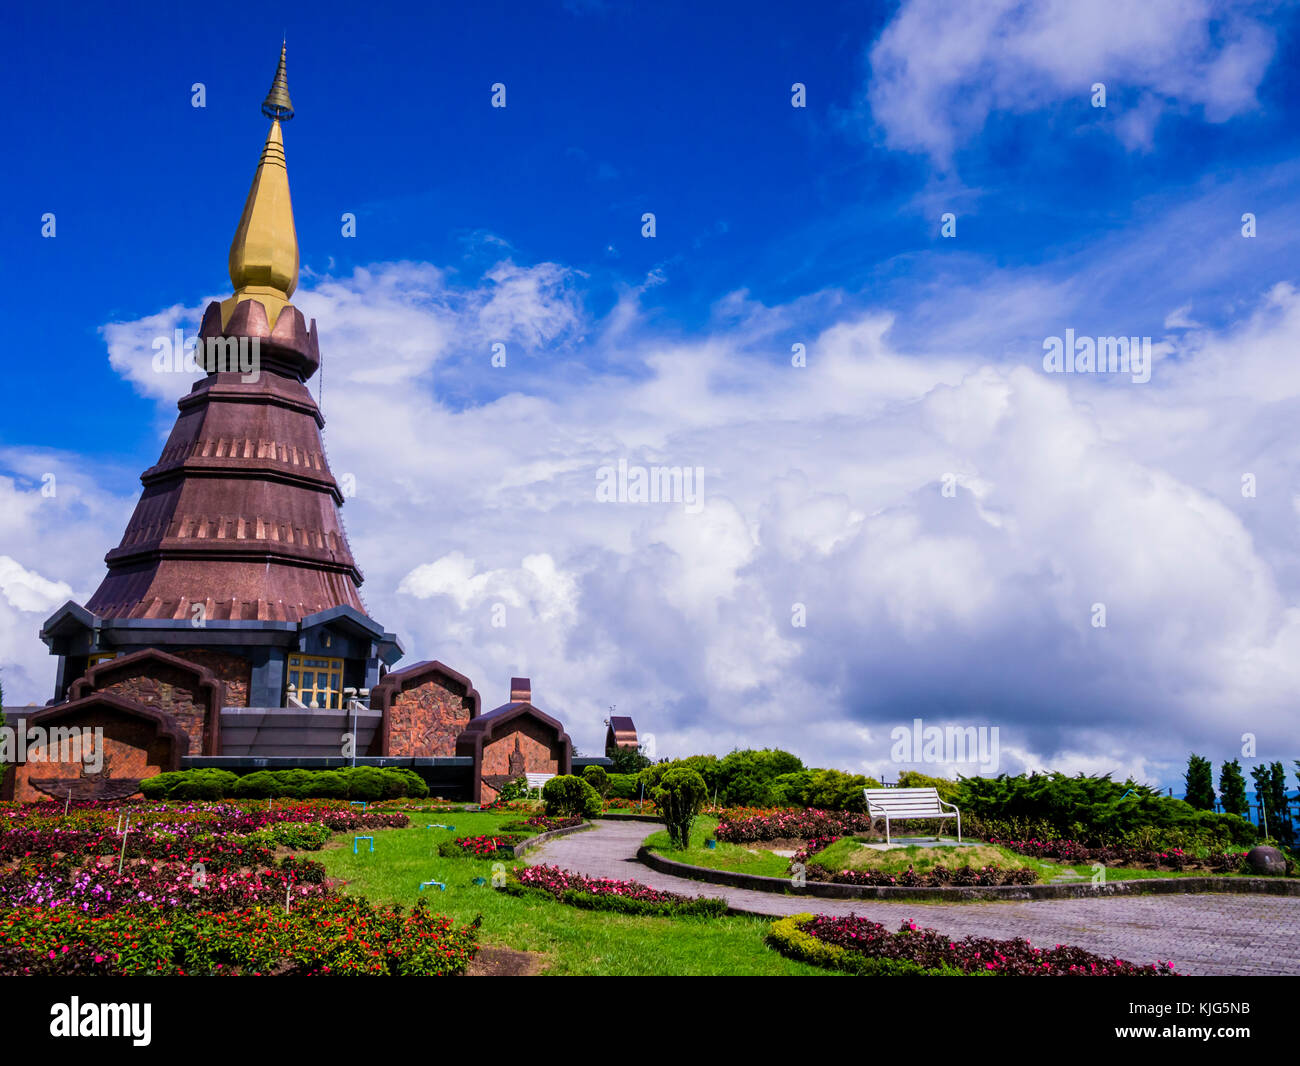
[530,820,1300,976]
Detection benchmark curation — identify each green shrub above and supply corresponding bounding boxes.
[497,776,528,802]
[382,767,428,798]
[140,772,182,800]
[793,768,884,810]
[340,766,391,801]
[170,769,238,801]
[270,769,316,798]
[955,772,1256,847]
[607,773,641,800]
[649,766,708,849]
[541,775,602,819]
[581,764,610,798]
[145,766,421,801]
[232,771,280,799]
[896,770,960,803]
[310,770,348,798]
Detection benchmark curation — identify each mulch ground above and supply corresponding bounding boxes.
[467,945,543,976]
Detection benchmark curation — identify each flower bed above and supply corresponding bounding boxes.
[0,897,479,976]
[715,809,874,844]
[437,833,529,858]
[506,864,727,917]
[987,837,1250,873]
[804,862,1039,887]
[501,815,583,833]
[0,855,331,914]
[0,799,475,977]
[767,913,1177,976]
[0,800,408,848]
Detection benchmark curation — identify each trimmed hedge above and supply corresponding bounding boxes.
[542,775,603,820]
[766,914,965,976]
[140,766,429,802]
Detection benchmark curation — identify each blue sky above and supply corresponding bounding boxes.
[4,1,1300,789]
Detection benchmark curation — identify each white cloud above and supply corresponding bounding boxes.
[11,237,1300,788]
[865,0,1278,164]
[0,556,72,614]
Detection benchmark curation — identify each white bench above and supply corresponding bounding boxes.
[525,772,555,798]
[863,787,961,845]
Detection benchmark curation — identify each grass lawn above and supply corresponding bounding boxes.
[643,816,793,877]
[312,818,830,976]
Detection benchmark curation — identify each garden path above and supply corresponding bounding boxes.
[529,820,1300,976]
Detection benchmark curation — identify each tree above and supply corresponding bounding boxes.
[0,674,6,783]
[1268,761,1293,844]
[607,745,651,775]
[1219,760,1249,819]
[1250,764,1278,838]
[581,764,609,798]
[651,767,709,849]
[1183,754,1215,810]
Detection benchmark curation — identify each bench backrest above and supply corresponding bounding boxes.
[863,787,949,817]
[525,772,555,788]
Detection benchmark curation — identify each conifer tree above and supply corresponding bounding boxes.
[1219,759,1248,819]
[1183,753,1215,810]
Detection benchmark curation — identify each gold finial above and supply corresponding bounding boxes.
[262,41,294,121]
[222,46,299,329]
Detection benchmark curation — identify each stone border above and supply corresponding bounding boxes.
[636,847,1300,901]
[599,813,664,822]
[513,821,594,858]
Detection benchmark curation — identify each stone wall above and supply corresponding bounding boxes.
[175,648,251,707]
[388,678,475,757]
[480,719,564,802]
[11,706,179,803]
[95,662,208,754]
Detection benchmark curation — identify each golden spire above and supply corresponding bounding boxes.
[261,41,294,120]
[222,43,299,329]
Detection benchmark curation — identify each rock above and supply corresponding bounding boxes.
[1246,845,1287,876]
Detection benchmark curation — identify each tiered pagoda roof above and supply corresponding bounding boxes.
[85,45,367,625]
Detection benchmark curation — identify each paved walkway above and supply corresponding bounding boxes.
[529,820,1300,976]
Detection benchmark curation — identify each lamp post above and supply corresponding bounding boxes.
[343,688,358,767]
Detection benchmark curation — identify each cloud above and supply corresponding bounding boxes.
[10,228,1300,789]
[0,556,73,614]
[865,0,1279,164]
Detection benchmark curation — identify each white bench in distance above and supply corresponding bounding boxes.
[863,787,961,845]
[526,772,556,798]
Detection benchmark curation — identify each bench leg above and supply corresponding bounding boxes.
[956,812,962,845]
[884,816,891,846]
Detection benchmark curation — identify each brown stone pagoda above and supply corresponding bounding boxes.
[40,45,402,708]
[5,46,587,803]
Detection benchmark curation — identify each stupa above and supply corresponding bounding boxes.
[5,47,580,803]
[40,45,403,710]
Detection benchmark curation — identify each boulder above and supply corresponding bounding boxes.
[1246,845,1287,876]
